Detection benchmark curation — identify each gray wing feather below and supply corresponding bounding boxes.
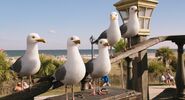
[120,24,127,36]
[81,59,94,82]
[10,57,22,73]
[85,59,94,75]
[54,64,66,81]
[92,31,107,44]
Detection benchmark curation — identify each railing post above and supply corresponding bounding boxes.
[175,42,185,99]
[126,57,133,89]
[119,61,125,89]
[131,36,149,100]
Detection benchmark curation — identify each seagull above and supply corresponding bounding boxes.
[92,12,121,56]
[51,36,86,100]
[10,33,46,89]
[120,6,140,48]
[81,39,111,95]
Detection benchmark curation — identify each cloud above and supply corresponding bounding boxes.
[48,30,56,34]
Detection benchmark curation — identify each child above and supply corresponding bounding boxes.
[101,75,111,87]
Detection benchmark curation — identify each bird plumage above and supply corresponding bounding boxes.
[10,33,46,76]
[81,39,111,95]
[92,12,121,46]
[52,36,86,87]
[121,6,140,38]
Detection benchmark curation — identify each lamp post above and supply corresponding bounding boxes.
[114,0,158,100]
[114,0,158,36]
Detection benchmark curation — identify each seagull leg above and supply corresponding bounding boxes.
[65,85,68,100]
[97,78,104,95]
[97,78,101,94]
[90,79,96,95]
[21,77,24,91]
[71,85,75,100]
[128,37,131,49]
[93,80,96,95]
[29,75,32,90]
[109,46,114,58]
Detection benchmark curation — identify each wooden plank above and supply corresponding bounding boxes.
[46,87,141,100]
[111,36,165,64]
[0,81,52,100]
[111,35,185,64]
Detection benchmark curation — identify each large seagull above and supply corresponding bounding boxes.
[81,39,111,95]
[10,33,46,89]
[51,36,86,100]
[92,12,121,56]
[120,6,140,48]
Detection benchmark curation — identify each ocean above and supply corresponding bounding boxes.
[4,49,158,57]
[4,50,98,57]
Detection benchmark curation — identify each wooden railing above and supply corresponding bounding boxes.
[1,35,185,100]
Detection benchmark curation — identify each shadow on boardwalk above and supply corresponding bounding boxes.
[152,88,176,100]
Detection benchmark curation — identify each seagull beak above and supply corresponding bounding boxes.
[103,43,110,46]
[36,38,46,43]
[111,15,116,20]
[73,40,80,44]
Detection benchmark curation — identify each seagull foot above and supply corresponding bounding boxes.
[89,92,97,96]
[98,88,109,95]
[97,91,104,95]
[75,94,85,99]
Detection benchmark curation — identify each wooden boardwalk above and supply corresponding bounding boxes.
[45,87,141,100]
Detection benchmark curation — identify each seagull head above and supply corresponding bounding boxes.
[110,12,118,21]
[27,33,46,44]
[98,39,110,49]
[129,6,139,14]
[67,36,81,47]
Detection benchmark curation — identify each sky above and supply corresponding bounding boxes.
[0,0,185,50]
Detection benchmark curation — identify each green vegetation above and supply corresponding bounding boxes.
[148,59,165,74]
[155,47,175,68]
[114,38,127,53]
[148,46,177,84]
[0,51,16,83]
[36,54,64,77]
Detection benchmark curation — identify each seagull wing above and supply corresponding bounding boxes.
[54,64,66,81]
[85,59,94,74]
[120,24,127,36]
[10,57,22,73]
[92,30,107,44]
[81,59,94,82]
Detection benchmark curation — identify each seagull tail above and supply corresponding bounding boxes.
[37,75,54,83]
[37,75,64,89]
[52,80,64,89]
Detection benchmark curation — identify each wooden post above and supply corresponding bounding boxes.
[136,50,149,100]
[126,57,133,89]
[131,36,149,100]
[119,61,125,89]
[175,42,185,99]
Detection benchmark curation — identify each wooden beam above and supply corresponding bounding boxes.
[0,81,52,100]
[111,35,185,64]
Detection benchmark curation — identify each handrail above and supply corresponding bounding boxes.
[111,35,185,64]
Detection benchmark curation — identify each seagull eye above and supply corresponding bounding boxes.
[71,37,73,40]
[100,41,102,44]
[32,36,35,38]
